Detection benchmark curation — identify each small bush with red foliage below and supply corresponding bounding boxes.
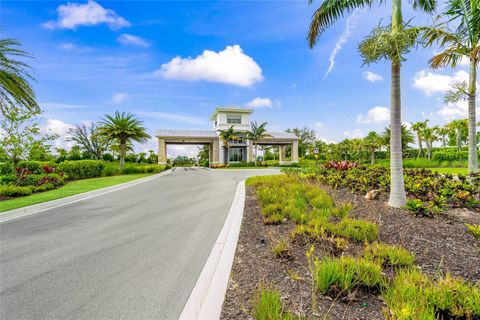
[323,161,358,171]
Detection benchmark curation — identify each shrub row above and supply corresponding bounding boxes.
[433,150,479,161]
[57,160,105,180]
[102,163,168,176]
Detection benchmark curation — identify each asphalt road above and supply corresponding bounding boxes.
[0,167,279,320]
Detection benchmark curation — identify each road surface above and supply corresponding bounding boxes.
[0,167,279,320]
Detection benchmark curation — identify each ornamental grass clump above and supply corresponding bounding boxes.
[313,256,383,295]
[335,218,379,243]
[253,287,299,320]
[382,268,480,320]
[364,242,415,268]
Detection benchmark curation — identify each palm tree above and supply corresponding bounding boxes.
[0,38,38,116]
[363,131,382,165]
[350,138,364,163]
[421,126,438,161]
[420,0,478,173]
[338,139,352,161]
[246,121,270,166]
[307,0,437,207]
[435,126,450,148]
[382,124,415,155]
[411,120,429,158]
[447,119,468,151]
[218,125,239,164]
[98,111,150,170]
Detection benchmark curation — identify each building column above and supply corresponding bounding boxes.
[291,140,299,163]
[208,143,213,164]
[247,140,254,163]
[279,145,287,165]
[211,139,219,166]
[157,138,167,165]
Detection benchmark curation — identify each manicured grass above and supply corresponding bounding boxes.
[426,167,468,175]
[0,173,154,212]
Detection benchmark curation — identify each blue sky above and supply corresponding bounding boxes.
[2,0,475,156]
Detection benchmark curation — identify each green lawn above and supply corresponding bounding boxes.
[0,173,154,212]
[426,167,469,175]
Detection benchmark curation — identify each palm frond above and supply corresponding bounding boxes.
[429,48,464,68]
[307,0,377,48]
[411,0,437,13]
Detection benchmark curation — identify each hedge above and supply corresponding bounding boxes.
[432,150,478,161]
[57,160,105,180]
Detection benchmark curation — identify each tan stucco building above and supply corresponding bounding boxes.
[156,107,299,166]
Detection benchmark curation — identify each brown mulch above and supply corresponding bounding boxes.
[220,186,480,320]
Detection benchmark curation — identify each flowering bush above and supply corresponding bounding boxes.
[324,160,358,171]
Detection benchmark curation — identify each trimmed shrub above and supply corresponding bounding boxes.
[0,185,33,197]
[57,160,105,180]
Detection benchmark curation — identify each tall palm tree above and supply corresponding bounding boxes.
[420,0,479,173]
[307,0,437,207]
[0,38,38,116]
[218,125,239,164]
[363,131,382,165]
[98,111,150,170]
[435,126,450,148]
[246,121,271,166]
[421,126,438,161]
[411,120,429,158]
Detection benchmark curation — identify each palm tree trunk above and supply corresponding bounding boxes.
[427,141,432,161]
[442,135,446,148]
[388,0,406,208]
[119,142,125,171]
[371,150,375,165]
[456,128,462,151]
[468,59,478,174]
[416,135,423,159]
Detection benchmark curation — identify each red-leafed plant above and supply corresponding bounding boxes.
[324,161,358,171]
[43,165,54,174]
[14,167,32,186]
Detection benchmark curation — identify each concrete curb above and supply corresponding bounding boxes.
[0,169,172,223]
[179,179,246,320]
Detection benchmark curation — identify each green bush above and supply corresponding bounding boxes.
[57,160,105,180]
[0,162,13,175]
[253,287,298,320]
[0,174,16,185]
[0,185,33,197]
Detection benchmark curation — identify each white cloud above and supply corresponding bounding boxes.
[438,100,480,121]
[42,119,75,150]
[155,45,263,87]
[58,42,76,50]
[245,97,273,108]
[344,129,365,139]
[137,111,207,125]
[362,71,383,82]
[356,106,390,124]
[325,9,362,77]
[117,34,150,47]
[111,92,129,104]
[413,70,470,95]
[43,0,130,30]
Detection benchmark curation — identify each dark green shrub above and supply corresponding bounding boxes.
[17,161,57,174]
[0,175,16,185]
[0,162,13,175]
[0,185,33,197]
[102,153,114,161]
[57,160,105,180]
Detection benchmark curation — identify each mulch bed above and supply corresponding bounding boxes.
[220,185,480,320]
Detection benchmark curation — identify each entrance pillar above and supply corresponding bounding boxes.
[247,140,254,163]
[158,138,167,165]
[211,139,219,165]
[291,140,299,163]
[279,145,287,165]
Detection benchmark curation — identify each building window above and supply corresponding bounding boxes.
[227,114,242,124]
[229,148,244,162]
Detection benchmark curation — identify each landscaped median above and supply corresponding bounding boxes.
[0,160,169,212]
[221,173,480,320]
